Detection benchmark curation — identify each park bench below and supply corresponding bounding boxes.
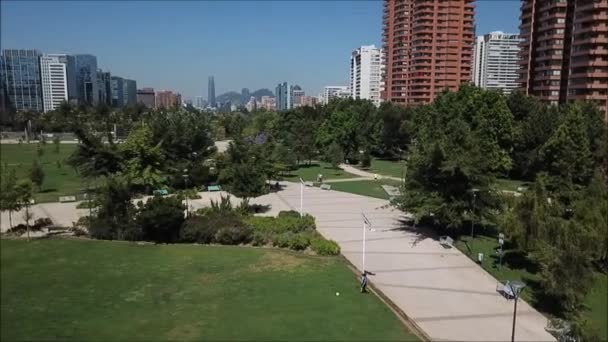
[59,195,76,203]
[439,235,454,248]
[207,185,221,192]
[153,189,169,196]
[305,181,314,187]
[320,184,331,191]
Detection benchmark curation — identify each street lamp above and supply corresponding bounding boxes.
[497,233,505,269]
[508,280,526,342]
[183,169,189,217]
[469,188,479,253]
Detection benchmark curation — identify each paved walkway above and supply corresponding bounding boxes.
[276,182,554,342]
[339,163,402,182]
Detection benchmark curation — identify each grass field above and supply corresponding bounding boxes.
[1,238,417,341]
[358,159,406,179]
[0,143,89,203]
[284,162,359,182]
[455,235,607,339]
[330,180,402,200]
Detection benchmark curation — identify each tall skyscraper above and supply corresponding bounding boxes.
[156,90,180,109]
[40,54,69,112]
[0,49,43,112]
[382,0,475,104]
[123,79,137,106]
[323,86,349,104]
[350,45,384,106]
[472,32,521,94]
[519,0,607,117]
[97,70,112,106]
[195,96,205,109]
[74,54,99,105]
[208,76,216,107]
[275,82,293,111]
[110,76,124,107]
[137,88,156,108]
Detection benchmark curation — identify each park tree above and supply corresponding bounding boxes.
[120,125,165,190]
[0,168,19,228]
[136,195,185,243]
[53,135,61,153]
[271,144,297,176]
[218,138,267,198]
[29,159,45,192]
[377,102,414,158]
[325,142,344,169]
[15,180,33,240]
[539,106,593,193]
[90,176,138,240]
[394,86,512,229]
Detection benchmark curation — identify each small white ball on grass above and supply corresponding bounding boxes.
[336,292,340,296]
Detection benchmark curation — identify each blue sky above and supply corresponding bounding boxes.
[1,1,520,99]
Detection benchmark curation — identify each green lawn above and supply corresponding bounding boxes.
[284,162,359,182]
[455,235,607,339]
[0,143,90,203]
[330,180,402,200]
[495,178,530,192]
[359,159,406,179]
[1,238,417,341]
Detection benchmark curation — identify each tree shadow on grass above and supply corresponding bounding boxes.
[525,277,565,318]
[38,188,57,193]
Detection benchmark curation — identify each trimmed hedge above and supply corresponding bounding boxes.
[310,238,340,256]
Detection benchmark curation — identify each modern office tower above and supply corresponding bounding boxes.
[123,79,137,106]
[137,88,156,108]
[40,55,69,112]
[382,0,475,104]
[0,49,43,112]
[110,76,124,107]
[519,0,607,117]
[350,45,384,106]
[195,96,205,109]
[208,76,216,107]
[323,86,349,104]
[472,32,521,94]
[275,82,293,111]
[97,70,112,106]
[74,54,99,105]
[156,90,179,109]
[292,85,305,106]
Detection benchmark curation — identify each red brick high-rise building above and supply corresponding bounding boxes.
[519,0,608,119]
[382,0,475,104]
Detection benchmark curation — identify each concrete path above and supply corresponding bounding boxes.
[276,182,554,342]
[340,163,402,182]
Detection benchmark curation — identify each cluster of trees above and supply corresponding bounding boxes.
[384,85,607,333]
[0,167,35,236]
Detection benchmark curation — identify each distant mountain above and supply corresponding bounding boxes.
[251,88,274,100]
[216,91,241,105]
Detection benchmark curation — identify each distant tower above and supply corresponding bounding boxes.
[208,76,216,107]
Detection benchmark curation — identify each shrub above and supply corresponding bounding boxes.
[272,232,293,248]
[288,233,310,251]
[215,225,253,245]
[278,210,300,218]
[252,230,269,246]
[360,151,371,168]
[311,238,340,256]
[180,216,220,244]
[137,196,185,243]
[33,217,53,228]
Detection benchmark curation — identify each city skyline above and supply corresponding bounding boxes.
[1,1,520,99]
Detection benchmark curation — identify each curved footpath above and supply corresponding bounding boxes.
[0,181,554,341]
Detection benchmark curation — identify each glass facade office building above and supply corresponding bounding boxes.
[75,54,99,105]
[0,49,43,112]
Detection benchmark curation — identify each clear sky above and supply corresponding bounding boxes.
[1,0,520,99]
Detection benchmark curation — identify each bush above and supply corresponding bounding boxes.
[288,233,310,251]
[360,151,371,168]
[310,238,340,256]
[33,217,53,229]
[278,210,300,218]
[215,225,253,245]
[252,230,269,246]
[180,216,220,244]
[137,196,185,243]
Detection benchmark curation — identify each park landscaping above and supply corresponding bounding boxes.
[0,238,418,341]
[455,235,607,340]
[330,179,402,200]
[358,158,406,179]
[0,143,86,203]
[284,162,359,182]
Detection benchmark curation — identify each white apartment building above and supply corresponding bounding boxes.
[473,32,521,94]
[40,54,69,112]
[350,45,384,106]
[323,86,349,104]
